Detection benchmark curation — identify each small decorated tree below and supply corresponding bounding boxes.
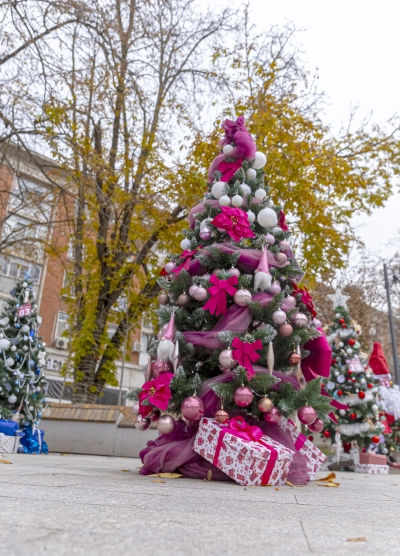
[322,290,387,456]
[128,116,340,484]
[0,278,48,452]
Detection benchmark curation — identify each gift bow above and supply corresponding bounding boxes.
[224,416,264,442]
[172,247,200,274]
[231,337,263,378]
[203,274,238,316]
[301,331,331,383]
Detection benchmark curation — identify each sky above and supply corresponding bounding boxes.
[228,0,400,257]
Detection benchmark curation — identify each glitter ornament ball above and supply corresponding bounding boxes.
[264,407,281,424]
[293,312,308,327]
[177,293,190,307]
[257,397,273,412]
[219,349,237,369]
[165,262,176,274]
[269,283,281,295]
[157,415,175,434]
[298,406,317,425]
[272,309,286,324]
[135,416,151,431]
[181,396,205,421]
[151,359,172,377]
[215,409,229,424]
[193,287,208,301]
[279,323,293,337]
[131,402,140,415]
[233,386,254,407]
[158,293,169,305]
[199,227,211,240]
[265,233,275,245]
[234,289,252,306]
[188,285,198,297]
[308,419,324,433]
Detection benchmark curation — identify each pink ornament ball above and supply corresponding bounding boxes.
[150,409,161,422]
[313,318,322,328]
[298,406,317,425]
[199,227,211,240]
[279,323,293,337]
[202,273,211,281]
[178,293,191,307]
[158,293,170,305]
[135,415,151,431]
[188,285,199,297]
[213,268,222,275]
[165,262,176,274]
[157,415,176,434]
[193,287,208,301]
[234,289,252,306]
[131,402,140,415]
[272,309,286,325]
[293,312,308,327]
[308,418,324,433]
[265,234,275,245]
[227,267,241,278]
[275,252,288,264]
[279,240,290,252]
[285,295,296,308]
[151,359,172,377]
[181,396,205,421]
[270,283,281,295]
[218,349,237,369]
[233,386,254,407]
[263,407,281,424]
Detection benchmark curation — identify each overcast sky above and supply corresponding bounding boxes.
[232,0,400,257]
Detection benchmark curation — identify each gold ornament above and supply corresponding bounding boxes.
[257,397,273,412]
[215,409,229,424]
[289,352,301,365]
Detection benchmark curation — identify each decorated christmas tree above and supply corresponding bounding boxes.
[322,290,387,456]
[128,116,341,485]
[0,278,48,453]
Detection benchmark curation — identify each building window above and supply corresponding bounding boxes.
[55,311,69,339]
[62,271,75,297]
[0,255,42,284]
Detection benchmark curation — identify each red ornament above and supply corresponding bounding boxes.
[351,378,357,382]
[371,436,380,444]
[337,390,343,396]
[347,370,353,375]
[350,413,357,420]
[341,324,346,329]
[323,430,331,438]
[331,358,337,364]
[358,391,366,399]
[308,435,314,441]
[367,383,373,389]
[339,318,345,324]
[348,338,355,346]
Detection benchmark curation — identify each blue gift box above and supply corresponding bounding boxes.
[20,427,47,453]
[0,419,19,436]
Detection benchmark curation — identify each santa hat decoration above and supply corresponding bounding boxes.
[369,342,390,375]
[254,246,272,292]
[157,313,176,362]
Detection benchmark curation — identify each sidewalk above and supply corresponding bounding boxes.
[0,453,399,556]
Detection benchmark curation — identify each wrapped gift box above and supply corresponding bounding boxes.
[354,462,389,474]
[280,416,327,480]
[193,417,294,486]
[0,419,19,437]
[360,452,387,465]
[0,431,24,454]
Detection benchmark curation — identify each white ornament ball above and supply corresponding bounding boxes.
[218,349,237,369]
[223,144,234,155]
[293,312,308,327]
[21,324,30,333]
[253,151,267,169]
[0,338,11,350]
[247,210,256,223]
[254,189,266,200]
[232,194,243,207]
[180,238,191,250]
[335,313,341,319]
[246,168,257,180]
[211,181,226,199]
[6,357,14,367]
[346,348,353,355]
[11,346,16,352]
[219,195,231,206]
[234,289,252,306]
[200,218,212,230]
[371,404,378,412]
[22,282,28,288]
[339,409,346,416]
[8,394,17,404]
[240,183,251,196]
[257,208,278,228]
[338,341,344,348]
[272,309,286,324]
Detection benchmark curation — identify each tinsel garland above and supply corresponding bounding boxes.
[339,391,374,406]
[339,422,371,436]
[20,424,48,454]
[379,385,400,420]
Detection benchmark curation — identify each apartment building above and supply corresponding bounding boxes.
[0,144,150,404]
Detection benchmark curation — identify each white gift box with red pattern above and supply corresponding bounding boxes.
[279,416,327,480]
[354,462,389,474]
[193,417,294,486]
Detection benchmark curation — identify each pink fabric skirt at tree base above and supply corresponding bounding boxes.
[139,368,310,485]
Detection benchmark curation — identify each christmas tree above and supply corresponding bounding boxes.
[0,278,48,452]
[322,290,387,456]
[128,116,340,483]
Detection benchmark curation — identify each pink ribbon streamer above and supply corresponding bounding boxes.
[321,386,349,423]
[301,330,332,382]
[203,275,238,316]
[287,419,307,450]
[172,248,199,274]
[212,417,278,485]
[231,337,263,378]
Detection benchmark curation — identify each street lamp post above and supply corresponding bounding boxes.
[383,263,400,385]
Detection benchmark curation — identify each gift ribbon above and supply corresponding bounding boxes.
[288,419,307,450]
[231,337,262,378]
[172,247,200,274]
[203,274,238,316]
[212,416,278,485]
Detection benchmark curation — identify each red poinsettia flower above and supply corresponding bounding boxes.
[211,206,255,243]
[138,372,174,417]
[278,210,289,231]
[218,158,243,182]
[292,283,317,318]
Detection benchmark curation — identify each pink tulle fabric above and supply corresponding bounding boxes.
[139,367,310,484]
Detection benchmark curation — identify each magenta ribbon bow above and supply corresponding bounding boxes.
[172,248,200,274]
[218,158,243,182]
[224,416,264,442]
[301,331,332,383]
[231,337,263,378]
[203,274,238,316]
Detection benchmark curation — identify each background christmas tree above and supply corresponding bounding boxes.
[0,278,48,438]
[322,289,387,455]
[128,116,339,481]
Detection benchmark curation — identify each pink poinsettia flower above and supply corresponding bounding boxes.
[211,207,255,243]
[138,372,174,417]
[278,210,289,231]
